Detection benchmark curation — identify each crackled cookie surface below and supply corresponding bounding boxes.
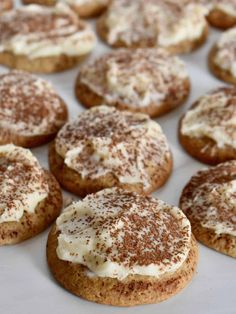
[179,87,236,165]
[180,161,236,257]
[49,106,172,196]
[0,70,68,148]
[0,4,96,72]
[0,144,62,245]
[47,187,198,306]
[97,0,208,53]
[76,49,190,117]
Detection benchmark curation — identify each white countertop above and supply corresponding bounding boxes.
[0,1,235,313]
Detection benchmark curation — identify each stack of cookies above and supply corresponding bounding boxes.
[0,0,235,309]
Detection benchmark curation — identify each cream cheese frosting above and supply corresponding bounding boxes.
[79,49,189,108]
[0,3,96,59]
[56,188,191,280]
[0,70,66,136]
[55,106,171,190]
[181,88,236,149]
[180,161,236,237]
[103,0,208,47]
[0,144,49,223]
[214,27,236,77]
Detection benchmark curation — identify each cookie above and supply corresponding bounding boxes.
[0,4,96,73]
[47,187,198,306]
[97,0,208,53]
[179,87,236,165]
[209,28,236,85]
[22,0,109,18]
[204,0,236,29]
[49,106,173,197]
[75,49,190,118]
[0,0,13,13]
[0,70,68,148]
[180,161,236,258]
[0,144,62,245]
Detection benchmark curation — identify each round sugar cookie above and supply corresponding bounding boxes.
[179,87,236,165]
[75,48,190,118]
[180,161,236,258]
[0,4,96,73]
[209,27,236,84]
[97,0,208,53]
[0,144,62,245]
[49,106,173,197]
[47,187,198,306]
[0,70,68,148]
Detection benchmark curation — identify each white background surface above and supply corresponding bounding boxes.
[0,1,235,313]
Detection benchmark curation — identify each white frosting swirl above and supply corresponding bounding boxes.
[56,188,191,280]
[103,0,208,47]
[79,49,189,108]
[0,4,96,59]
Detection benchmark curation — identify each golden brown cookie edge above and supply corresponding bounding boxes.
[47,225,198,306]
[0,52,89,73]
[207,8,236,30]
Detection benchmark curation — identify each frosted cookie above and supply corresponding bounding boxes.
[0,70,68,148]
[180,161,236,258]
[22,0,109,18]
[0,144,62,245]
[47,187,198,306]
[75,49,190,118]
[49,106,173,197]
[0,4,96,73]
[202,0,236,29]
[179,87,236,165]
[209,27,236,84]
[0,0,13,13]
[97,0,208,53]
